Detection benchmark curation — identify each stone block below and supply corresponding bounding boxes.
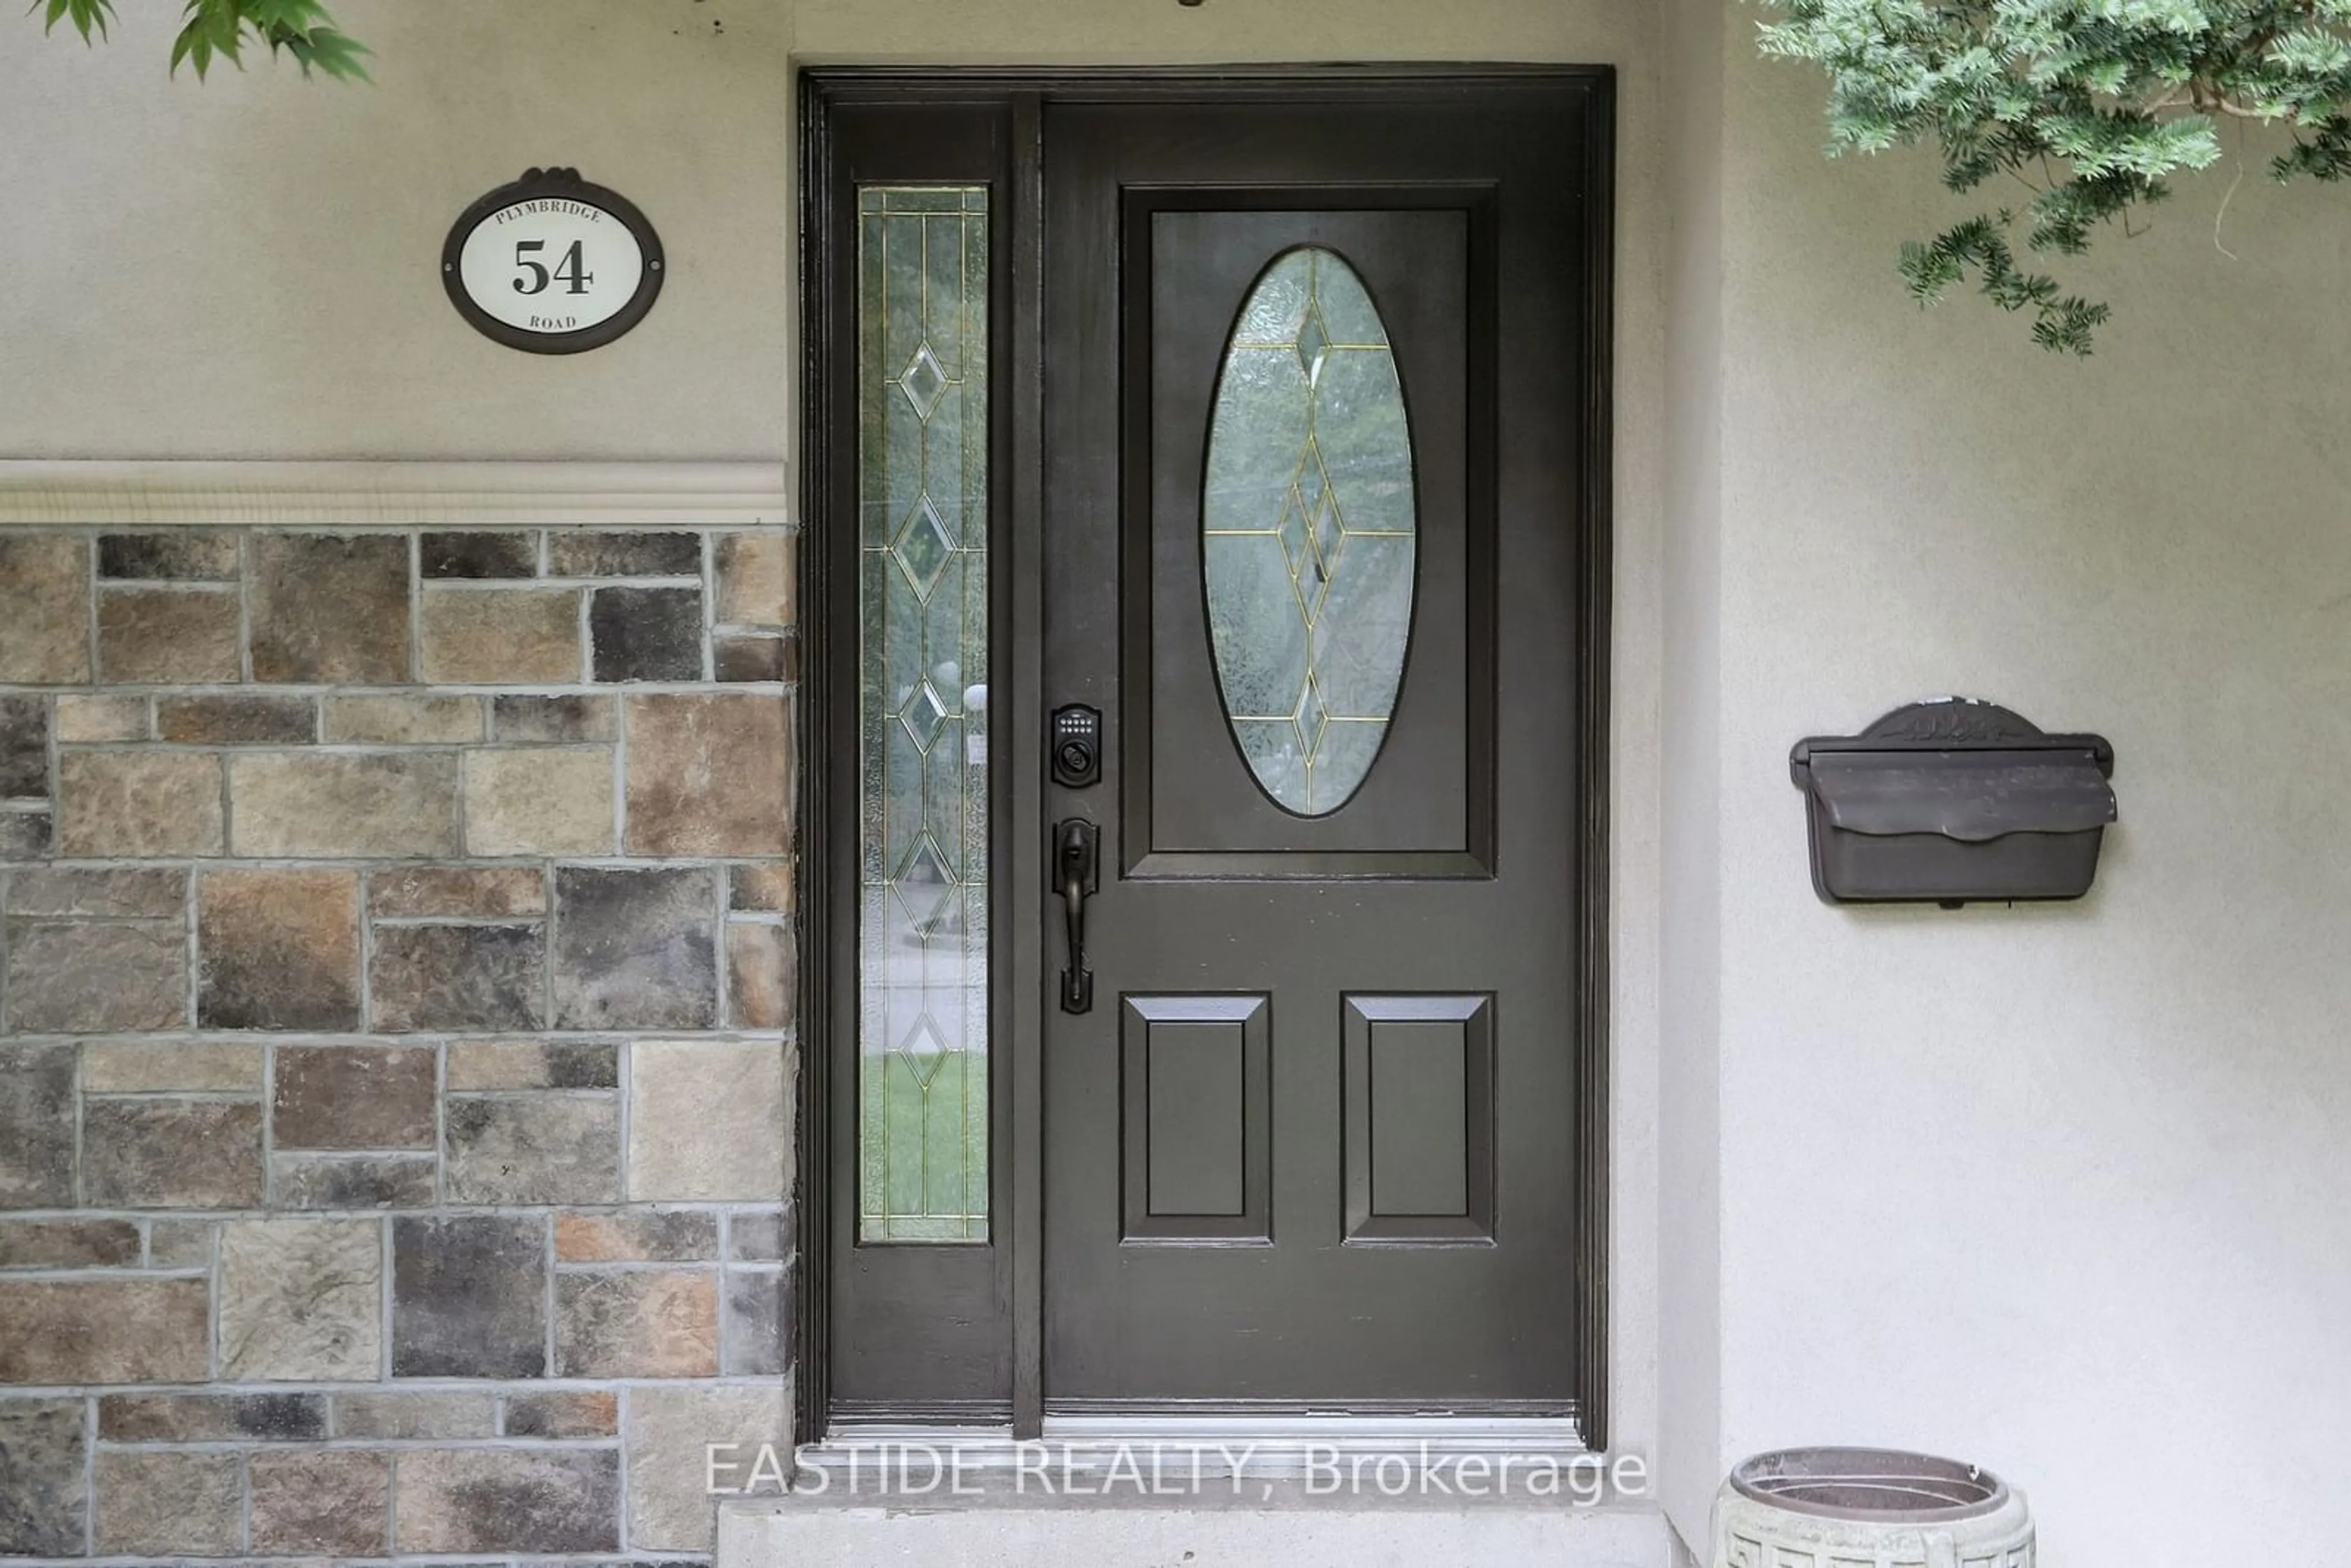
[731,861,795,914]
[494,692,617,741]
[0,1045,75,1208]
[145,1220,214,1269]
[332,1390,498,1441]
[715,631,789,682]
[551,866,719,1030]
[422,530,539,579]
[0,535,91,685]
[157,692,315,745]
[0,1398,86,1555]
[626,1382,789,1551]
[628,1038,788,1202]
[555,1269,718,1378]
[555,1209,719,1263]
[323,692,486,743]
[97,531,241,580]
[726,1267,791,1375]
[219,1218,383,1381]
[272,1044,435,1150]
[54,692,148,742]
[250,1449,392,1556]
[0,812,50,861]
[394,1448,620,1554]
[97,585,242,682]
[728,1208,790,1262]
[58,751,224,857]
[99,1390,324,1441]
[372,865,546,918]
[448,1038,616,1091]
[727,920,793,1029]
[421,585,583,684]
[549,529,703,577]
[4,920,189,1032]
[624,692,789,856]
[0,1278,209,1383]
[716,531,795,626]
[0,697,46,798]
[463,746,616,855]
[371,923,547,1033]
[391,1215,546,1378]
[0,1218,141,1268]
[83,1099,264,1208]
[272,1154,438,1210]
[250,533,412,683]
[227,751,460,857]
[591,585,705,681]
[81,1040,260,1093]
[198,868,361,1030]
[5,866,185,918]
[444,1093,620,1206]
[93,1449,242,1556]
[504,1389,617,1439]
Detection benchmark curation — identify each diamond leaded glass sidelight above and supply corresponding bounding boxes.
[857,187,989,1243]
[1202,246,1417,817]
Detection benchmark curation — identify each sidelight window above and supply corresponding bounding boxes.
[856,187,991,1242]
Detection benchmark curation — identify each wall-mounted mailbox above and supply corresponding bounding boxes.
[1790,699,2117,909]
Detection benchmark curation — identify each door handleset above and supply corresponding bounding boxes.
[1055,819,1099,1014]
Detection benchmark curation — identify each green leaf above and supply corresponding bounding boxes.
[35,0,112,43]
[271,23,371,82]
[171,0,250,78]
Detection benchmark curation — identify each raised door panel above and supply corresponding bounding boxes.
[1120,994,1271,1242]
[1342,994,1495,1242]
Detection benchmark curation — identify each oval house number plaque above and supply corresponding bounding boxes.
[442,168,664,353]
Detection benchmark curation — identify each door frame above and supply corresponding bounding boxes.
[795,64,1614,1449]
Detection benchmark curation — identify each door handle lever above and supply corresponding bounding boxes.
[1056,819,1099,1014]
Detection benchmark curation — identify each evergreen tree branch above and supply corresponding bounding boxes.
[1758,0,2349,351]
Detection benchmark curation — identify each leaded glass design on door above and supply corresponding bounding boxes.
[857,187,990,1242]
[1202,246,1417,816]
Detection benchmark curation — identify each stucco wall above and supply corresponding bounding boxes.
[0,1,796,461]
[1655,0,1727,1540]
[1697,15,2351,1564]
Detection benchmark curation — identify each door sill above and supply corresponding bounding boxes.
[808,1409,1591,1472]
[1047,1411,1589,1458]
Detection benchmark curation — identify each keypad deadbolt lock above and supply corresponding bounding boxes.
[1051,704,1102,789]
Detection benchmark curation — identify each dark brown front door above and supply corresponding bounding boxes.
[804,70,1609,1438]
[1040,89,1602,1411]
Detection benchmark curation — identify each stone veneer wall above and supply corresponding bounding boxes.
[0,527,797,1562]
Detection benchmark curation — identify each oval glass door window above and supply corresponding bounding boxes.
[1204,247,1417,816]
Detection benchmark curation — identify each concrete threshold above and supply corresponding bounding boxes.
[722,1501,1674,1567]
[720,1479,1678,1567]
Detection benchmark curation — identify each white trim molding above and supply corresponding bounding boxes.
[0,460,791,527]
